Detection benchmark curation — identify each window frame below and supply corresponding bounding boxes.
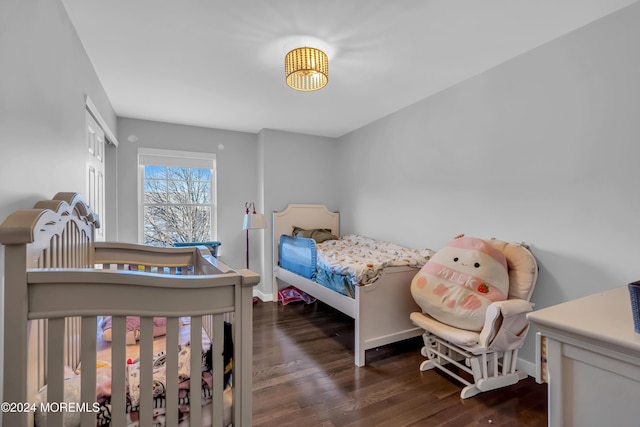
[137,147,217,246]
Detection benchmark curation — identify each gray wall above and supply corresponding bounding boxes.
[0,0,116,405]
[260,129,340,300]
[116,118,258,273]
[336,2,640,370]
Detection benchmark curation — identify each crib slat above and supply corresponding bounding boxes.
[65,319,78,372]
[165,317,179,427]
[80,316,97,427]
[82,230,88,266]
[56,234,62,267]
[47,317,65,427]
[139,317,154,427]
[203,314,212,338]
[65,317,79,371]
[61,229,68,268]
[75,223,80,263]
[43,247,50,268]
[111,316,127,427]
[71,225,77,267]
[49,236,56,267]
[190,316,203,424]
[39,319,47,396]
[212,313,224,427]
[73,317,80,370]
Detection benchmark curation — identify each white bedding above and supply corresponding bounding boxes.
[316,234,434,286]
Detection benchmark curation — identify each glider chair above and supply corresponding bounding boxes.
[410,239,538,399]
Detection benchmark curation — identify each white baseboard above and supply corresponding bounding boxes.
[253,288,274,303]
[517,357,537,378]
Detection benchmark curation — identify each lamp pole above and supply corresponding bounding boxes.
[245,202,251,268]
[243,202,266,270]
[246,228,250,269]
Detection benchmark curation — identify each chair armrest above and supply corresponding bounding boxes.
[479,299,533,350]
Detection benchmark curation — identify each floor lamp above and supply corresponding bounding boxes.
[242,202,266,269]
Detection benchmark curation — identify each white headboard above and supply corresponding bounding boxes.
[271,204,339,269]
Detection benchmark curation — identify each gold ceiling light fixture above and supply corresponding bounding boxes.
[285,46,328,91]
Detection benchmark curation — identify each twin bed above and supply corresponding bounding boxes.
[0,192,258,427]
[272,204,434,367]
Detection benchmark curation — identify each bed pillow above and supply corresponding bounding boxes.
[410,236,509,331]
[292,226,338,243]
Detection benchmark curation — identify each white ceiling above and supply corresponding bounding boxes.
[62,0,637,138]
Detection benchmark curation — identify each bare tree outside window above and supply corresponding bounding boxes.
[143,165,212,246]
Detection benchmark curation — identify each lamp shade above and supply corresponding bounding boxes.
[243,213,267,230]
[285,47,328,91]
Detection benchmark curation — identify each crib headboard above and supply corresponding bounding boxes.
[0,192,99,268]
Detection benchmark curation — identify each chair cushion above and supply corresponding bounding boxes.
[485,239,538,301]
[410,236,509,331]
[410,312,480,347]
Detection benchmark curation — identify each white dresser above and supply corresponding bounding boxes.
[527,286,640,427]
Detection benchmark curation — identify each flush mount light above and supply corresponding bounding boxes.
[284,47,328,91]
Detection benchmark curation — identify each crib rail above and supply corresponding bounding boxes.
[27,269,240,318]
[94,242,220,273]
[94,241,237,329]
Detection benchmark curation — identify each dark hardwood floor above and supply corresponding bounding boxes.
[252,300,548,427]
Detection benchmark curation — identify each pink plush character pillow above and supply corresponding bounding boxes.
[410,236,509,331]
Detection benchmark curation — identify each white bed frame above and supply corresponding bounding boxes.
[272,204,423,367]
[0,192,259,427]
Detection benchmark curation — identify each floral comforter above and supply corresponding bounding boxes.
[316,234,434,287]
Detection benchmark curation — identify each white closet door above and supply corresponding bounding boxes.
[86,109,106,241]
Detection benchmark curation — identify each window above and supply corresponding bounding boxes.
[138,148,216,246]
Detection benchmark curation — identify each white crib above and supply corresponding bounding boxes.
[0,192,259,427]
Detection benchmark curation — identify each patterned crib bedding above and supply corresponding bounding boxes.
[35,323,233,427]
[315,234,434,297]
[95,342,229,427]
